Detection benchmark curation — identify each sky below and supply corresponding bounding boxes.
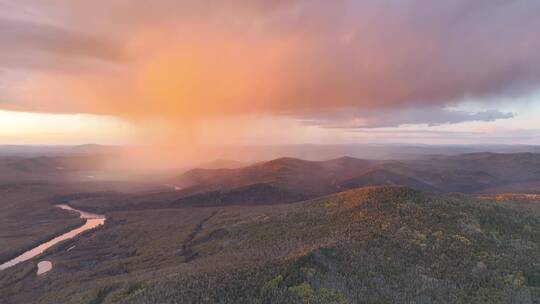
[1,0,540,146]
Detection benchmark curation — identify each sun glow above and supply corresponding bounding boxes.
[0,110,134,145]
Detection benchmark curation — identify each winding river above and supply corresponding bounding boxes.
[0,204,105,272]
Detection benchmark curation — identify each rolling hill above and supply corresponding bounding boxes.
[171,153,540,207]
[2,187,540,303]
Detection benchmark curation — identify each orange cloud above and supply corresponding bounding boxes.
[1,0,539,144]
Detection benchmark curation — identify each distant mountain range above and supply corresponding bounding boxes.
[0,144,114,157]
[1,143,540,160]
[170,153,540,207]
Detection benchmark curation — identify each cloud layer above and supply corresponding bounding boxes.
[301,108,514,128]
[1,0,539,129]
